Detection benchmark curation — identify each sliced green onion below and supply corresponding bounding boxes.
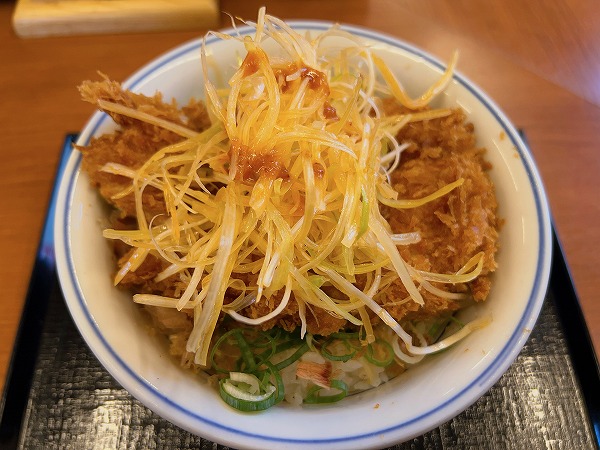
[328,331,363,350]
[262,361,285,405]
[273,338,303,354]
[247,333,277,367]
[321,336,356,362]
[235,329,258,372]
[364,339,394,367]
[267,327,283,342]
[304,379,349,404]
[229,371,260,394]
[425,316,452,342]
[210,329,243,373]
[219,362,285,412]
[449,315,466,327]
[219,378,277,412]
[210,328,276,373]
[248,330,277,349]
[274,342,310,370]
[329,331,360,340]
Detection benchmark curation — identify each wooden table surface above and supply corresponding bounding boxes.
[1,0,599,395]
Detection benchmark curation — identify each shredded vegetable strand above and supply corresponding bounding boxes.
[378,178,465,209]
[321,268,414,346]
[188,186,239,365]
[96,99,199,138]
[228,275,293,325]
[406,316,491,355]
[372,50,458,110]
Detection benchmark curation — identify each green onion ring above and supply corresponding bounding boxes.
[218,362,285,412]
[304,379,349,404]
[263,361,285,405]
[219,378,278,412]
[210,328,243,373]
[321,336,356,362]
[274,342,310,371]
[234,329,258,372]
[328,331,363,349]
[364,339,394,367]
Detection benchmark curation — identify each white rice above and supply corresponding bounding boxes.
[277,347,390,406]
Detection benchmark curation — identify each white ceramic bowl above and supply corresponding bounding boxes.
[54,21,552,449]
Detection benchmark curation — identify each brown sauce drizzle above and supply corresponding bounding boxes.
[274,63,330,97]
[322,101,338,121]
[235,52,334,183]
[313,163,325,179]
[239,51,328,96]
[230,140,289,183]
[241,50,262,77]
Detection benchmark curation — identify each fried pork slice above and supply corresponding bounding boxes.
[77,76,211,219]
[115,247,187,296]
[240,291,347,336]
[380,109,499,322]
[115,249,346,337]
[237,110,499,333]
[78,74,211,135]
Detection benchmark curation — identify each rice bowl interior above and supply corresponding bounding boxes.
[54,19,552,450]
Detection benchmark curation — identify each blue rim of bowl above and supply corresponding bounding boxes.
[59,22,552,446]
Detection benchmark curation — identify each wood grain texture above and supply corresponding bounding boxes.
[396,1,600,107]
[1,0,599,395]
[13,0,219,37]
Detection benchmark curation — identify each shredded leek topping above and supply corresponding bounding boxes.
[96,8,492,409]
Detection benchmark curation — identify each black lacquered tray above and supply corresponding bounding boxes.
[1,135,599,449]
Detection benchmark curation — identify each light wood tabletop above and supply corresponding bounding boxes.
[1,0,599,396]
